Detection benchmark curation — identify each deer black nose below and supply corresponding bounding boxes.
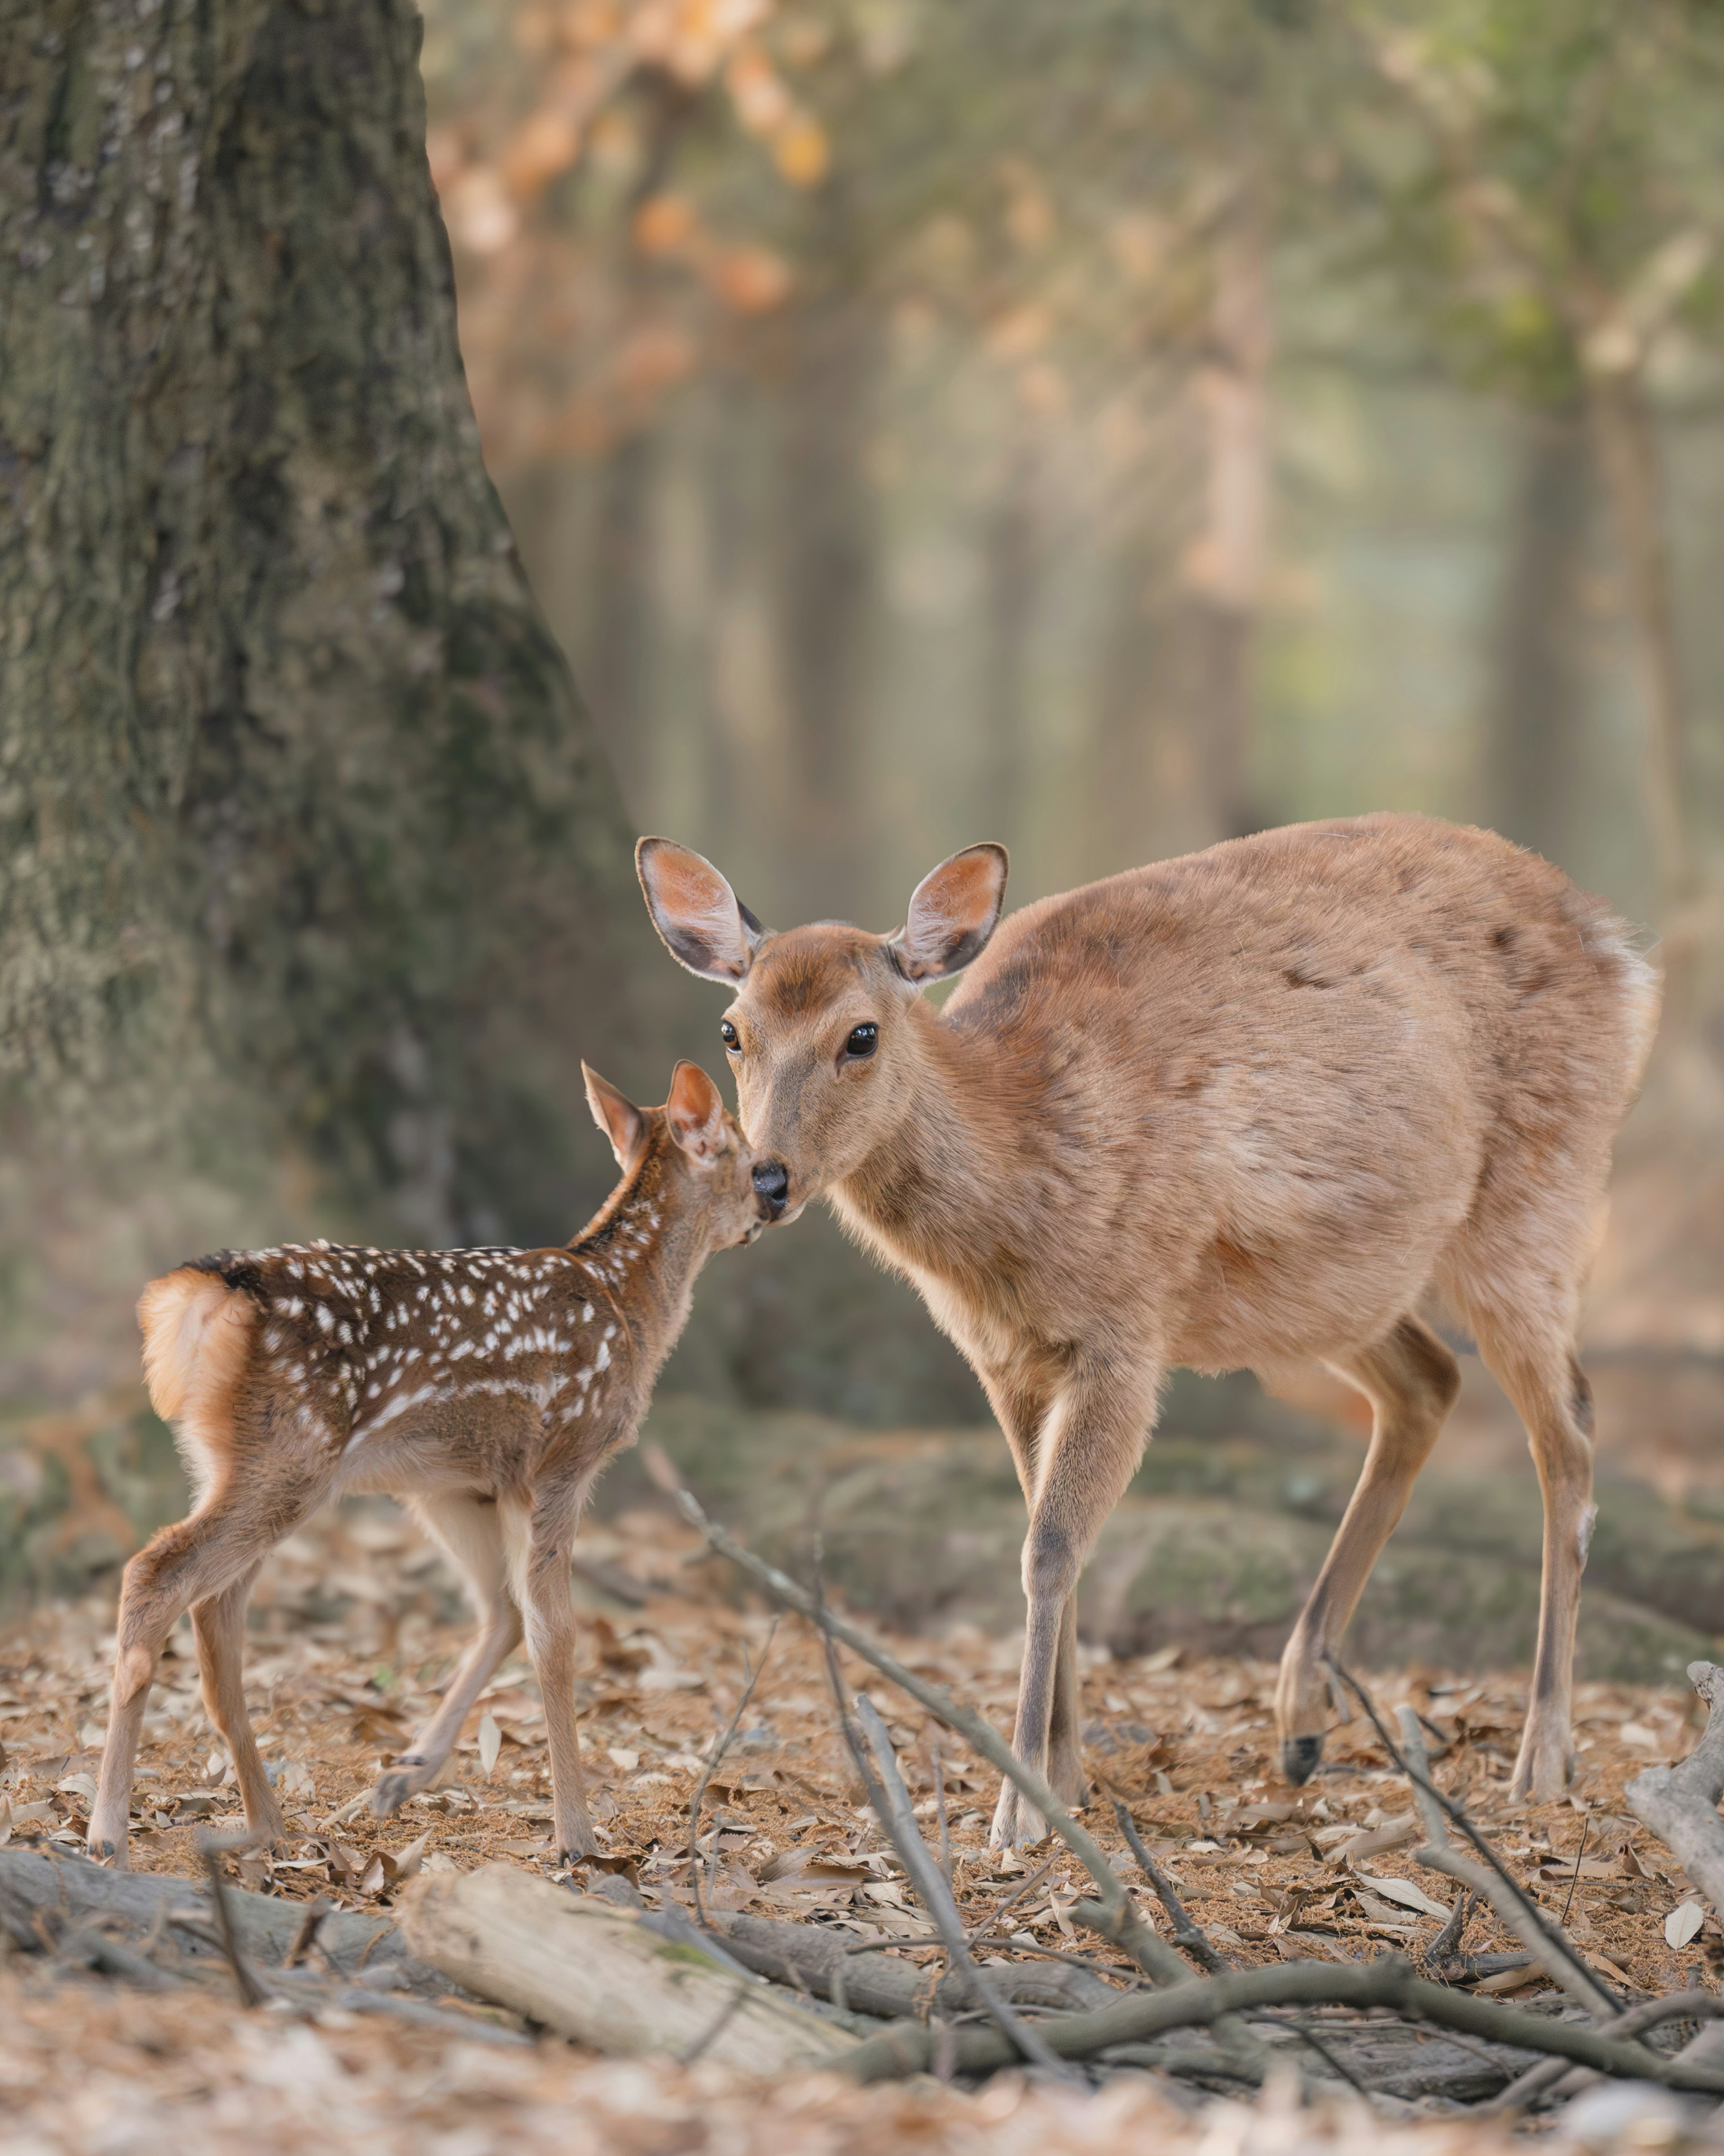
[752,1160,789,1218]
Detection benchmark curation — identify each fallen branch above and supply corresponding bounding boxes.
[1487,1988,1724,2115]
[1626,1661,1724,1922]
[836,1953,1724,2089]
[965,1850,1060,1949]
[1113,1802,1231,1974]
[52,1923,183,1992]
[672,1481,1190,1988]
[398,1865,853,2071]
[688,1621,778,1924]
[1327,1662,1613,2018]
[711,1910,1118,2017]
[197,1828,274,2008]
[1426,1887,1478,1966]
[814,1568,1066,2084]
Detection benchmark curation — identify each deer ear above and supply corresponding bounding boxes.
[664,1061,728,1164]
[583,1063,648,1171]
[889,843,1009,983]
[637,838,763,984]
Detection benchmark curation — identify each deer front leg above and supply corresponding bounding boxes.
[991,1356,1158,1850]
[519,1491,594,1862]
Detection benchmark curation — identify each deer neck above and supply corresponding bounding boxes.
[830,1001,1021,1286]
[569,1146,707,1384]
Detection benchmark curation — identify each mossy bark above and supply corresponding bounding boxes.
[0,0,663,1249]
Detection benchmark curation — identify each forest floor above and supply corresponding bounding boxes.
[3,1493,1722,2152]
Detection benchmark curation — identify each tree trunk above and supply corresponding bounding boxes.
[1490,410,1592,866]
[979,429,1041,853]
[1586,369,1693,907]
[0,0,661,1252]
[774,249,878,922]
[1176,192,1271,843]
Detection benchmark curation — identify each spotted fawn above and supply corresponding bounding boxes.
[89,1061,765,1865]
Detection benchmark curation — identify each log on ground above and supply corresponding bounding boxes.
[398,1866,858,2071]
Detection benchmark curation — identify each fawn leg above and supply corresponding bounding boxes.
[91,1482,321,1864]
[991,1355,1158,1848]
[519,1492,594,1861]
[373,1494,523,1817]
[1275,1316,1460,1783]
[190,1561,284,1844]
[1470,1324,1596,1801]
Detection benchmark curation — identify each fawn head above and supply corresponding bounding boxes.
[582,1058,767,1249]
[636,838,1008,1222]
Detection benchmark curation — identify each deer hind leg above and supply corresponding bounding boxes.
[190,1561,284,1845]
[90,1479,323,1864]
[991,1356,1158,1849]
[372,1493,523,1818]
[1275,1316,1460,1786]
[1466,1317,1596,1802]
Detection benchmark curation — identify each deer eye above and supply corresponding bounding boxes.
[720,1021,739,1054]
[845,1023,878,1060]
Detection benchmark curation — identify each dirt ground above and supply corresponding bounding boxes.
[2,1494,1720,2152]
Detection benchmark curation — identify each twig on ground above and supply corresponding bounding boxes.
[837,1952,1724,2089]
[1286,2019,1377,2099]
[195,1828,273,2009]
[932,1738,953,1892]
[1485,1988,1724,2116]
[1561,1816,1590,1931]
[284,1894,331,1971]
[1113,1802,1232,1974]
[687,1620,778,1927]
[53,1923,183,1991]
[975,1937,1150,1984]
[826,1619,1072,2081]
[1325,1660,1613,2017]
[964,1851,1060,1948]
[1095,2041,1262,2086]
[1427,1887,1478,1966]
[672,1481,1190,1987]
[1626,1661,1724,1922]
[334,1990,535,2046]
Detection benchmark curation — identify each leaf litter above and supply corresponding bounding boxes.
[1,1491,1721,2150]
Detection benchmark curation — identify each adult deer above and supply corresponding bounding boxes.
[638,816,1658,1843]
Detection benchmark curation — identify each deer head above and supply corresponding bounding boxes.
[636,838,1008,1222]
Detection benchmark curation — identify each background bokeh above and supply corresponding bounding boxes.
[5,0,1724,1676]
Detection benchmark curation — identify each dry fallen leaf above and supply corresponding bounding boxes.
[1353,1871,1450,1919]
[1666,1901,1706,1949]
[478,1710,502,1777]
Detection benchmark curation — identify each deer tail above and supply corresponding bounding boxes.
[138,1263,258,1495]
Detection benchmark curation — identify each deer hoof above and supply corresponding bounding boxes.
[370,1759,429,1818]
[1281,1732,1324,1785]
[988,1783,1048,1851]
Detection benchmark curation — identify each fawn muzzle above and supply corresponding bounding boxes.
[752,1159,790,1219]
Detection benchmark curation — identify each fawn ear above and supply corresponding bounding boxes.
[637,838,764,984]
[889,843,1009,983]
[583,1063,648,1171]
[664,1061,728,1164]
